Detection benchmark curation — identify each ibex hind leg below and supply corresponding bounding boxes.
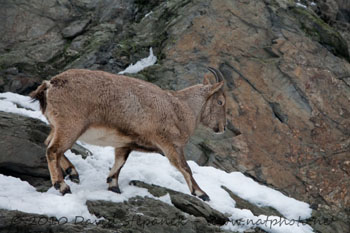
[46,121,85,195]
[60,154,80,184]
[107,147,131,193]
[45,127,54,146]
[46,125,79,184]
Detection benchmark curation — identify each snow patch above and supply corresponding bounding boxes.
[118,47,157,74]
[296,2,307,8]
[145,11,153,18]
[296,0,307,8]
[0,92,47,122]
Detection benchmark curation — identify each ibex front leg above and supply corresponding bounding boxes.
[162,145,210,201]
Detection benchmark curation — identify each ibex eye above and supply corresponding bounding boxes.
[217,100,223,105]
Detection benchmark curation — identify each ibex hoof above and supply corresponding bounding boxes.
[108,186,121,194]
[65,167,79,183]
[69,174,80,184]
[61,186,72,195]
[65,167,73,175]
[54,181,61,190]
[54,181,72,195]
[198,194,210,202]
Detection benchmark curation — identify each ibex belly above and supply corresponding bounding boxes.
[78,126,132,147]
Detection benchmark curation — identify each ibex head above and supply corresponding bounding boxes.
[200,67,227,134]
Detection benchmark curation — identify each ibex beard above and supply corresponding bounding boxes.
[30,67,227,201]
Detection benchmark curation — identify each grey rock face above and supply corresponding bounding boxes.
[0,208,116,233]
[0,111,50,178]
[87,197,229,233]
[62,19,91,38]
[0,0,135,94]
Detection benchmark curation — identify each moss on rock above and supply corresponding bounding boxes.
[292,7,350,61]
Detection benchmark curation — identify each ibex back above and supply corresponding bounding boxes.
[30,67,227,201]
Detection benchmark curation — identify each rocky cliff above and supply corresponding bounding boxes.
[0,0,349,232]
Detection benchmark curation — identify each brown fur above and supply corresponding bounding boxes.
[30,81,48,114]
[30,68,227,200]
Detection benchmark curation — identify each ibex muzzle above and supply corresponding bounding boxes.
[30,67,227,201]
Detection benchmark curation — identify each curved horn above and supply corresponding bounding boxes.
[207,67,224,82]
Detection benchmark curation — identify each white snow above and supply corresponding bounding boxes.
[0,92,313,232]
[0,92,47,122]
[118,47,157,74]
[296,0,307,8]
[145,11,153,18]
[296,2,307,8]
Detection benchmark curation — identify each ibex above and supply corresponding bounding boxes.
[30,67,227,201]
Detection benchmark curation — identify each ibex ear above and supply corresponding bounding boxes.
[203,76,211,85]
[208,81,224,96]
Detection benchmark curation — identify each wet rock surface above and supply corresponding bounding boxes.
[0,0,350,232]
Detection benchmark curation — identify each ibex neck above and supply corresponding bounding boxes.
[173,84,207,125]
